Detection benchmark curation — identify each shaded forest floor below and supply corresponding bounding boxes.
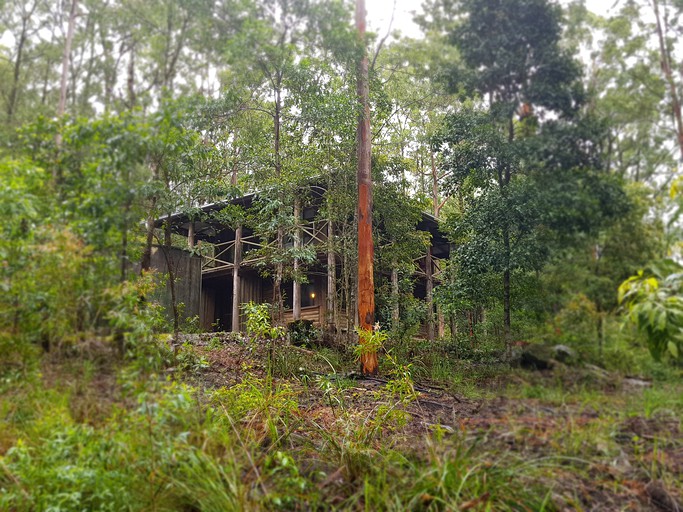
[1,333,682,511]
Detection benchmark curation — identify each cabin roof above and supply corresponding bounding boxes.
[156,187,451,257]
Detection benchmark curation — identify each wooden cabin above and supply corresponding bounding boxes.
[153,188,450,339]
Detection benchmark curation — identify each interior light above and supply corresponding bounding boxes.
[310,292,316,299]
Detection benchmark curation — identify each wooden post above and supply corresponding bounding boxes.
[326,219,336,334]
[231,226,242,333]
[426,247,434,341]
[356,0,377,376]
[391,267,400,330]
[293,197,301,321]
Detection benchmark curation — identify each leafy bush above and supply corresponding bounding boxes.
[287,319,318,346]
[619,259,683,362]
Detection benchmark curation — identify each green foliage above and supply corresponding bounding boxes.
[353,326,389,360]
[242,302,284,342]
[383,352,418,404]
[1,0,682,508]
[448,0,583,115]
[619,259,683,362]
[211,373,298,447]
[287,319,318,347]
[548,293,600,356]
[0,380,253,511]
[175,342,210,375]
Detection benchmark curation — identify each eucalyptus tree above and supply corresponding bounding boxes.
[218,0,356,324]
[0,0,52,133]
[371,35,462,217]
[564,1,675,183]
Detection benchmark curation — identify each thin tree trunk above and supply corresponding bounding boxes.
[7,3,35,124]
[120,198,131,282]
[426,248,434,341]
[502,118,514,358]
[127,43,137,108]
[273,83,285,325]
[187,222,195,249]
[652,0,683,161]
[449,312,457,347]
[293,196,301,321]
[431,151,439,218]
[356,0,377,376]
[503,234,512,358]
[232,226,242,332]
[391,267,399,330]
[327,219,336,335]
[53,0,79,184]
[140,197,157,272]
[158,245,179,337]
[343,245,352,337]
[164,215,172,247]
[58,0,79,118]
[437,305,445,338]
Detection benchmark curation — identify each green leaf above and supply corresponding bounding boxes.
[667,341,679,359]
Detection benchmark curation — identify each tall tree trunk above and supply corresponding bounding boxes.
[187,221,195,249]
[164,215,172,247]
[431,151,439,218]
[140,210,156,272]
[356,0,377,376]
[391,267,400,330]
[127,43,137,108]
[159,246,180,338]
[53,0,79,184]
[120,198,131,282]
[437,305,445,338]
[652,0,683,162]
[58,0,79,118]
[327,219,337,335]
[502,119,514,358]
[232,226,242,332]
[503,229,512,358]
[293,196,301,321]
[273,84,285,325]
[449,312,457,347]
[426,247,434,342]
[7,2,36,125]
[141,163,159,272]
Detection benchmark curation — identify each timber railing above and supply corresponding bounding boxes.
[413,254,445,281]
[201,220,330,275]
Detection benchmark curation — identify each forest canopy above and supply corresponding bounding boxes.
[1,0,683,509]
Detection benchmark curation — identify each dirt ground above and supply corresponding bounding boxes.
[34,333,680,510]
[177,333,682,511]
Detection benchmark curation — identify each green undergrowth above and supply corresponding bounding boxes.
[1,331,682,511]
[0,348,556,511]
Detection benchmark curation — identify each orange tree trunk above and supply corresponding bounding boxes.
[356,0,377,376]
